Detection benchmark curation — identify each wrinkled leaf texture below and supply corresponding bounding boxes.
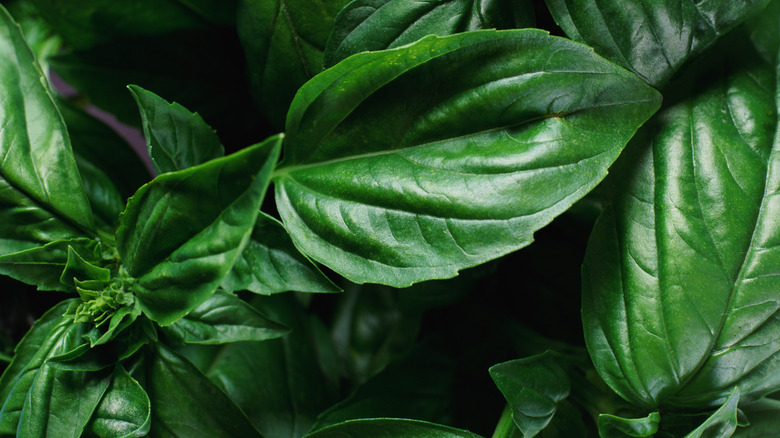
[544,0,771,88]
[88,365,151,438]
[276,29,661,287]
[324,0,535,67]
[582,7,780,410]
[116,135,281,325]
[303,418,482,438]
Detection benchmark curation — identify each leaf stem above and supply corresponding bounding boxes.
[491,404,517,438]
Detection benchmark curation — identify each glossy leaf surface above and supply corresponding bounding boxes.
[582,12,780,409]
[88,365,151,438]
[147,343,263,437]
[237,0,351,127]
[489,351,570,437]
[0,5,94,254]
[683,388,740,438]
[544,0,770,87]
[116,136,281,325]
[222,213,340,295]
[161,291,288,345]
[129,85,224,175]
[0,238,96,291]
[276,29,660,287]
[597,412,660,438]
[304,418,482,438]
[324,0,535,66]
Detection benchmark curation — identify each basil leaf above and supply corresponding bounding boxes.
[324,0,535,67]
[276,29,660,287]
[303,418,483,438]
[88,365,151,438]
[222,212,340,294]
[582,12,780,409]
[147,343,263,438]
[544,0,771,87]
[161,291,289,345]
[489,351,570,437]
[683,388,740,438]
[30,0,209,50]
[734,397,780,437]
[598,412,660,438]
[74,154,127,230]
[18,362,110,438]
[194,294,339,438]
[128,84,224,175]
[237,0,351,127]
[0,238,96,291]
[0,5,95,254]
[116,135,281,325]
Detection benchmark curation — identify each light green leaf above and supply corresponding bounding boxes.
[59,245,110,289]
[544,0,771,87]
[276,29,660,287]
[88,365,151,438]
[582,10,780,410]
[148,343,263,437]
[324,0,535,67]
[684,388,740,438]
[161,291,289,345]
[0,238,97,291]
[598,412,660,438]
[303,418,483,438]
[116,135,281,325]
[0,5,95,254]
[237,0,352,127]
[128,84,224,175]
[223,212,340,295]
[489,351,570,437]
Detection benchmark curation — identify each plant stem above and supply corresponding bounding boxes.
[491,404,517,438]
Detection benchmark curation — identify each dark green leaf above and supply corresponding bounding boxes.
[18,362,110,438]
[276,29,660,287]
[544,0,770,87]
[58,97,150,200]
[237,0,352,127]
[147,343,263,438]
[116,135,281,325]
[489,351,570,437]
[60,245,110,289]
[161,291,289,345]
[733,397,780,437]
[311,344,455,431]
[0,5,95,254]
[582,11,780,409]
[598,412,660,438]
[304,418,483,438]
[128,84,224,175]
[189,294,340,438]
[0,238,97,291]
[684,388,740,438]
[324,0,535,67]
[74,153,127,230]
[30,0,210,49]
[222,212,340,294]
[88,365,151,438]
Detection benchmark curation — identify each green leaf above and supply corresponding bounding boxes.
[237,0,352,127]
[128,84,224,175]
[18,361,110,438]
[324,0,535,67]
[598,412,660,438]
[489,351,570,437]
[304,418,483,438]
[30,0,210,50]
[0,5,95,254]
[0,300,75,434]
[74,153,127,230]
[0,238,97,291]
[88,365,151,438]
[276,29,660,287]
[581,11,780,409]
[544,0,771,87]
[222,212,340,295]
[161,291,289,345]
[733,397,780,437]
[190,294,340,438]
[147,343,263,438]
[684,388,740,438]
[59,245,110,289]
[116,135,281,325]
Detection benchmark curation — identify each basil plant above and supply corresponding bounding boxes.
[0,0,778,437]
